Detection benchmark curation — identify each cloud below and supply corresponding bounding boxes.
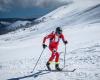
[1,0,99,12]
[0,0,13,12]
[0,0,71,12]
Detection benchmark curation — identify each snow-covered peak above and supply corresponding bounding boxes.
[37,0,100,22]
[7,20,31,30]
[34,2,100,36]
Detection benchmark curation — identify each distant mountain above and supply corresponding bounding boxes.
[0,18,37,35]
[7,20,31,30]
[0,18,36,22]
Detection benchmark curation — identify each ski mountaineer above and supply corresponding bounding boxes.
[42,27,68,71]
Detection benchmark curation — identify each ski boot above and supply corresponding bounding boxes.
[46,62,51,71]
[55,64,62,71]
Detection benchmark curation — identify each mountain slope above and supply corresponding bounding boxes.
[0,1,100,80]
[0,23,100,80]
[0,2,100,42]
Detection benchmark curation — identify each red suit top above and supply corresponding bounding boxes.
[43,31,67,49]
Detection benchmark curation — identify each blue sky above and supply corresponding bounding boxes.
[0,0,71,18]
[0,0,99,18]
[0,7,55,18]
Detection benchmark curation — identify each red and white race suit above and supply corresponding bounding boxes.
[43,31,68,64]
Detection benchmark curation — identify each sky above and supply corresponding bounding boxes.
[0,0,71,18]
[0,0,99,18]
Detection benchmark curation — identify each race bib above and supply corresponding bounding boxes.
[55,35,59,42]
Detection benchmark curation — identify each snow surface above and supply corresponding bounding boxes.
[0,0,100,80]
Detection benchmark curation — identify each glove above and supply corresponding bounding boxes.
[42,44,47,49]
[64,41,68,45]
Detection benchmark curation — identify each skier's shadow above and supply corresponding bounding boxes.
[8,70,50,80]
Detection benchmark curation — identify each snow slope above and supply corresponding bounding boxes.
[0,0,100,80]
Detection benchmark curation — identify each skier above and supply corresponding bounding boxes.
[42,27,68,71]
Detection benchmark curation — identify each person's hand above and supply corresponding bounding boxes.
[64,41,68,45]
[42,44,47,49]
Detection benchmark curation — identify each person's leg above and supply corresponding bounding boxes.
[48,52,55,62]
[55,52,62,71]
[46,47,56,70]
[55,52,59,64]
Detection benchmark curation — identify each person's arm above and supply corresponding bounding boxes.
[61,34,68,45]
[42,32,53,48]
[43,33,53,44]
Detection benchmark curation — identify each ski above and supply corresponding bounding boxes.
[8,68,76,80]
[39,68,76,72]
[33,69,76,78]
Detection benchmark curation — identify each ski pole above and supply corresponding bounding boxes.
[31,49,45,73]
[64,44,67,68]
